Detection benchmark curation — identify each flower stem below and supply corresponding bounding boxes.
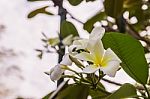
[143,84,150,99]
[94,70,103,87]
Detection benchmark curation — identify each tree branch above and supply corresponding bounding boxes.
[67,12,84,24]
[101,78,122,86]
[125,21,150,46]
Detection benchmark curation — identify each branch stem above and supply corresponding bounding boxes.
[143,84,150,99]
[102,78,122,86]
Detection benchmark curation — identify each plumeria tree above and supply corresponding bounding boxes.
[27,0,150,99]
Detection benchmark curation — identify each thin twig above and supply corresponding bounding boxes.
[125,21,150,46]
[67,12,84,24]
[101,78,122,86]
[143,84,150,99]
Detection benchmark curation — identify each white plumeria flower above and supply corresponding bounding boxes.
[68,39,88,53]
[74,39,122,77]
[62,34,75,46]
[50,53,72,81]
[68,26,105,53]
[50,64,65,81]
[89,26,105,41]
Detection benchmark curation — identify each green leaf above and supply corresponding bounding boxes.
[27,0,48,2]
[68,0,83,6]
[89,89,108,99]
[106,83,137,99]
[84,12,106,32]
[89,82,109,99]
[102,32,148,84]
[104,0,124,18]
[48,37,60,46]
[57,84,89,99]
[27,6,53,18]
[60,20,79,38]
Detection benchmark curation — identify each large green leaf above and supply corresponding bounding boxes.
[89,89,108,99]
[102,32,148,84]
[27,6,53,18]
[60,20,79,38]
[104,0,124,18]
[89,82,109,99]
[68,0,83,6]
[56,84,89,99]
[106,83,137,99]
[83,12,106,32]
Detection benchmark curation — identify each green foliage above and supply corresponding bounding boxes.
[89,83,109,99]
[56,84,89,99]
[125,0,143,21]
[68,0,83,6]
[106,83,137,99]
[89,89,108,99]
[27,6,53,18]
[104,0,124,18]
[48,37,60,46]
[124,0,149,31]
[60,20,79,38]
[102,32,149,84]
[68,0,96,6]
[84,12,106,32]
[123,0,150,31]
[123,0,142,8]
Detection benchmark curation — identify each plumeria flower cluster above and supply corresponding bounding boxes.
[50,26,122,84]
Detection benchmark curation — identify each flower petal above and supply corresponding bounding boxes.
[74,52,94,62]
[74,39,88,50]
[102,48,121,66]
[89,27,105,40]
[87,40,104,63]
[62,34,73,45]
[100,48,122,77]
[100,61,120,77]
[68,45,77,53]
[60,53,72,66]
[50,65,64,81]
[68,39,88,52]
[83,65,100,73]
